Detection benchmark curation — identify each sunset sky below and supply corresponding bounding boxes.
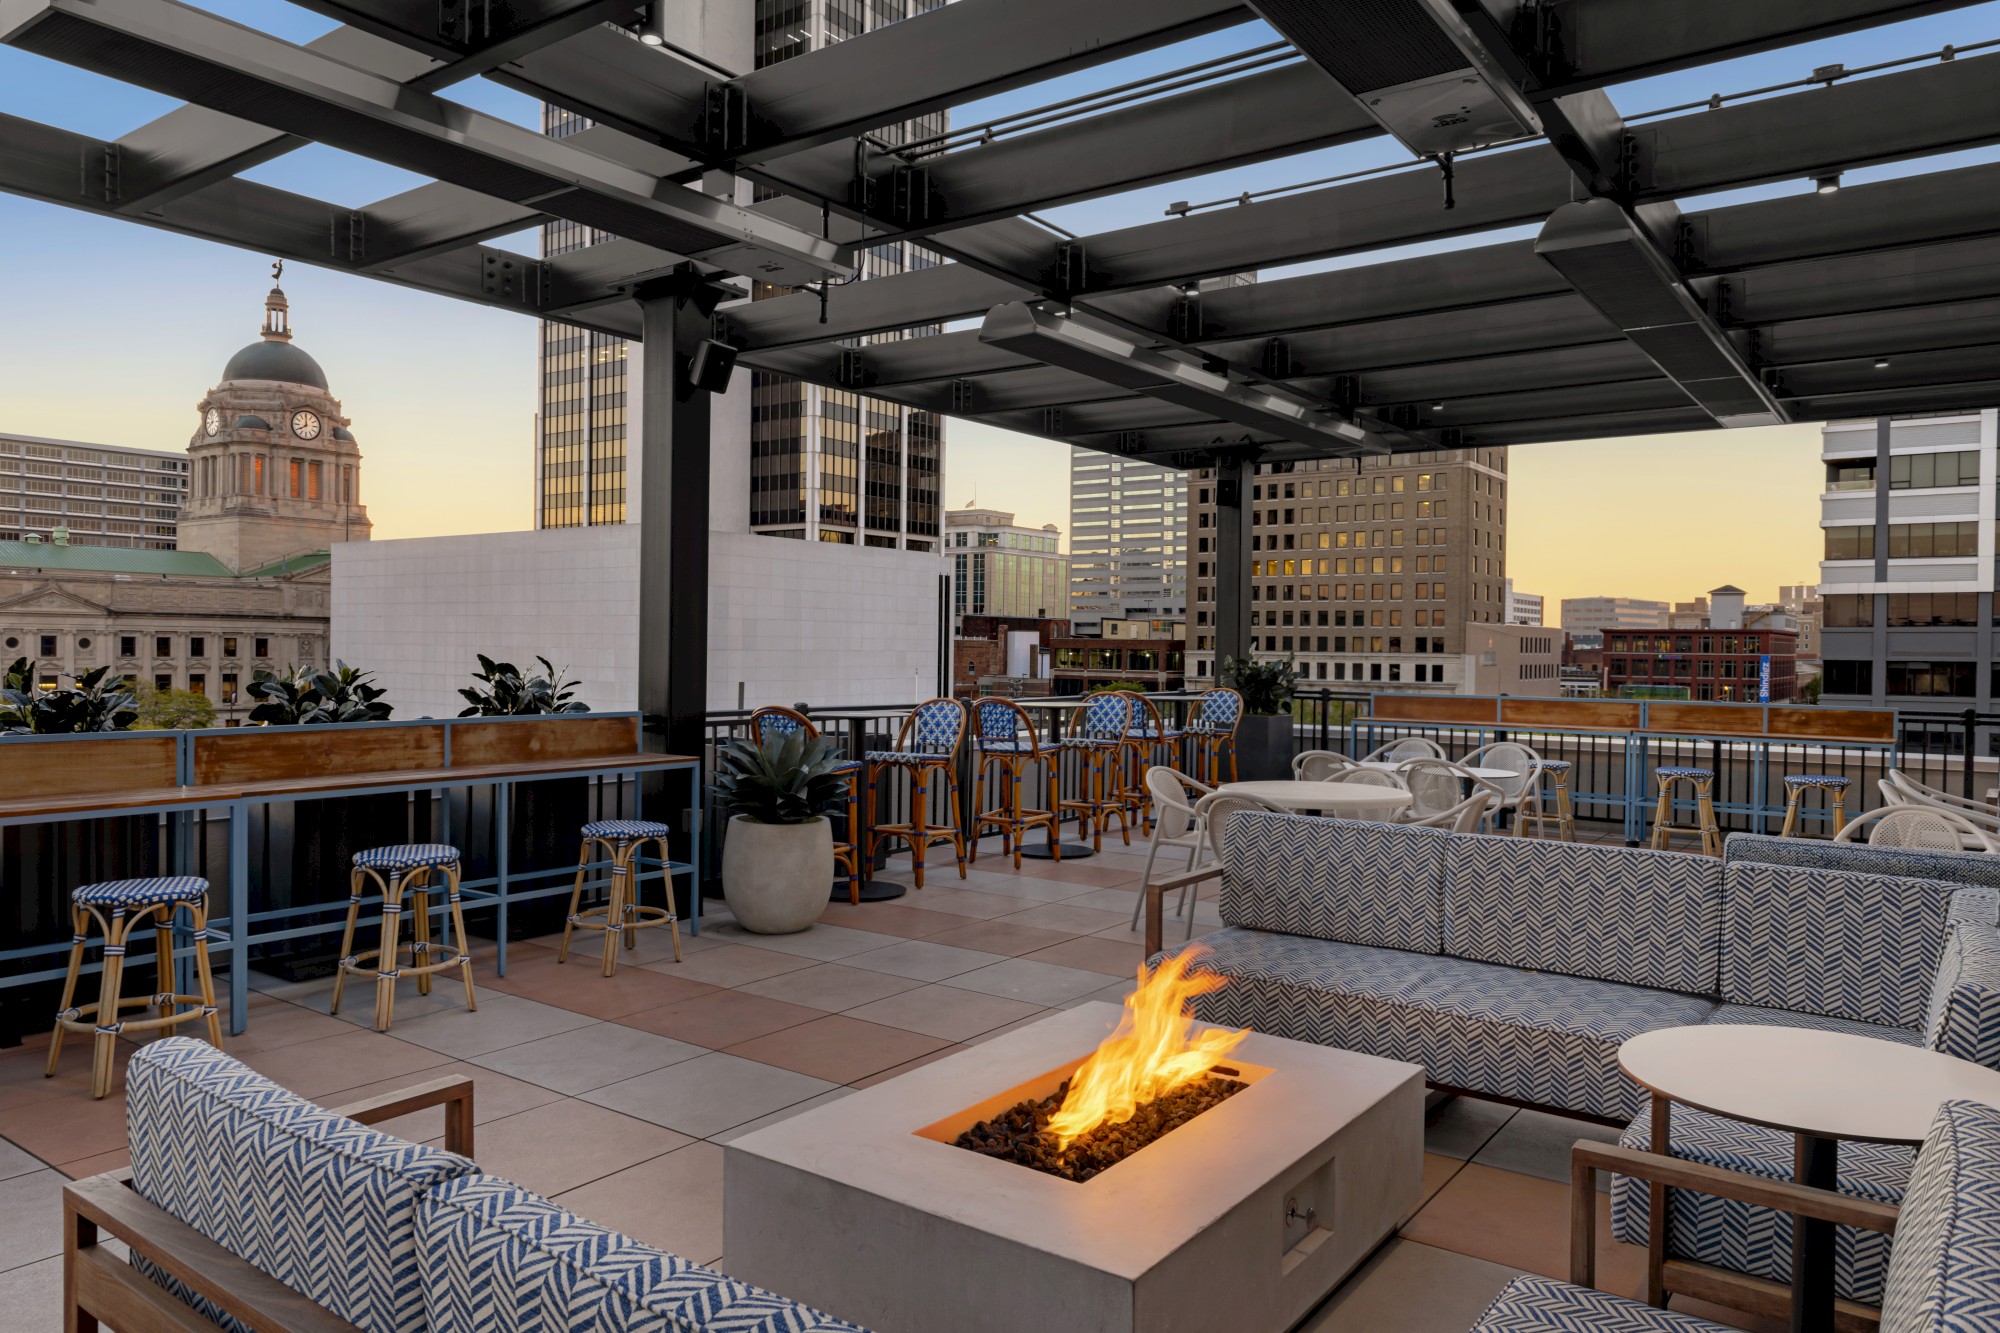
[3,2,1985,617]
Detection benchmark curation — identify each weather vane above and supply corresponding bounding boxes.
[271,259,283,284]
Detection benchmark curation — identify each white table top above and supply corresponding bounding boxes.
[1356,760,1520,781]
[1221,779,1415,813]
[1620,1024,2000,1145]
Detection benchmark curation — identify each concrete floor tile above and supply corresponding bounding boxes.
[992,902,1136,935]
[479,949,719,1019]
[708,1088,856,1145]
[0,1135,44,1183]
[646,944,820,988]
[0,1169,70,1268]
[1399,1165,1646,1298]
[1298,1239,1522,1333]
[838,939,1009,982]
[736,963,924,1012]
[916,919,1080,957]
[468,1023,707,1095]
[583,1052,838,1139]
[848,1044,967,1088]
[699,923,905,961]
[554,1141,726,1265]
[0,1255,63,1330]
[842,986,1046,1042]
[387,993,600,1059]
[942,958,1120,1007]
[233,1028,454,1101]
[894,888,1040,920]
[1424,1095,1516,1160]
[1471,1109,1623,1190]
[724,1015,951,1084]
[1017,935,1145,978]
[320,1060,567,1142]
[456,1098,692,1197]
[812,902,959,939]
[615,990,825,1050]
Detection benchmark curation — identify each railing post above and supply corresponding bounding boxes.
[1964,708,1980,801]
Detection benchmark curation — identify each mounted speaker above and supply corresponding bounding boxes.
[688,339,739,394]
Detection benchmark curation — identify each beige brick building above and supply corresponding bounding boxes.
[0,273,361,723]
[1185,449,1510,692]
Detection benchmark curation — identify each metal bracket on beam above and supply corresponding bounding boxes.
[1114,430,1147,455]
[890,163,932,227]
[1260,337,1296,379]
[1056,241,1088,299]
[1330,375,1360,413]
[1167,290,1202,341]
[1040,406,1064,435]
[333,209,366,263]
[836,348,870,388]
[948,379,976,414]
[91,142,118,204]
[481,250,546,308]
[702,82,749,157]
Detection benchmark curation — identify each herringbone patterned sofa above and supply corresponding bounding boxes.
[1168,814,2000,1306]
[115,1038,871,1332]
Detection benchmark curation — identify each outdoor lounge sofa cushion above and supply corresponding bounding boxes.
[1182,927,1715,1121]
[1879,1098,2000,1333]
[1720,861,1955,1029]
[418,1173,871,1332]
[1923,920,2000,1069]
[125,1036,479,1333]
[1725,832,2000,896]
[1219,812,1448,953]
[1469,1274,1737,1333]
[1439,834,1723,994]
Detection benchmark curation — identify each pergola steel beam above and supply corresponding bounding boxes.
[1,0,853,285]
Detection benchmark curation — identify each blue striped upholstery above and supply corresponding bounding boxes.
[126,1038,476,1333]
[1220,812,1448,953]
[418,1174,872,1332]
[1721,861,1954,1029]
[1470,1275,1735,1332]
[1724,833,2000,893]
[1178,928,1714,1121]
[582,819,672,843]
[1611,1096,1915,1305]
[1924,921,2000,1070]
[73,876,208,907]
[1784,774,1852,790]
[978,740,1037,754]
[1880,1099,2000,1333]
[865,749,953,765]
[1128,724,1180,740]
[1440,835,1722,994]
[353,843,460,872]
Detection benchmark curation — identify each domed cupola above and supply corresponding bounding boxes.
[219,271,329,390]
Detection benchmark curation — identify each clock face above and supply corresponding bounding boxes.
[291,409,322,440]
[204,408,221,436]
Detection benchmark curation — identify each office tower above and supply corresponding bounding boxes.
[946,506,1066,627]
[1503,579,1544,625]
[0,432,185,548]
[1069,451,1187,636]
[1560,596,1673,634]
[1818,410,1997,726]
[1184,448,1509,690]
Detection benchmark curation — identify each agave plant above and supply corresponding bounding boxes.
[457,654,589,716]
[247,661,393,725]
[713,732,849,825]
[0,658,139,734]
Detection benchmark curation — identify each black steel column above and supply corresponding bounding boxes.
[1213,453,1253,673]
[635,270,731,759]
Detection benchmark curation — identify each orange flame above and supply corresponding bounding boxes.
[1046,946,1247,1152]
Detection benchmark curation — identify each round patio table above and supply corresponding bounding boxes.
[1218,779,1414,816]
[1619,1024,2000,1333]
[1354,759,1520,782]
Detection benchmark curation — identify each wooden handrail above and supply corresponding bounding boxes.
[332,1074,475,1157]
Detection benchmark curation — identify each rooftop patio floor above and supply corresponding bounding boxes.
[0,821,1785,1332]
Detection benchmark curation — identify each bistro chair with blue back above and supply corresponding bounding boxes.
[969,697,1061,868]
[1119,691,1180,835]
[1059,690,1136,852]
[865,698,969,890]
[1186,686,1243,785]
[752,704,865,904]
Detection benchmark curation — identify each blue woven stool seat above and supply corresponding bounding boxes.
[353,844,461,872]
[73,876,208,908]
[1127,725,1182,740]
[1784,774,1852,790]
[865,749,954,765]
[582,819,672,843]
[831,758,864,773]
[1655,766,1714,781]
[979,740,1038,754]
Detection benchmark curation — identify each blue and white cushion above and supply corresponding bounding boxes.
[1440,834,1722,994]
[1220,812,1447,953]
[73,876,208,907]
[582,819,672,843]
[1654,766,1714,782]
[752,711,808,742]
[1923,921,2000,1070]
[1470,1275,1736,1333]
[865,749,955,765]
[1175,928,1715,1121]
[418,1174,872,1332]
[126,1037,476,1333]
[1783,774,1853,790]
[1529,759,1572,775]
[1879,1099,2000,1333]
[1721,861,1954,1029]
[906,699,964,752]
[1704,1001,1920,1044]
[352,843,461,872]
[1189,688,1241,732]
[1725,832,2000,893]
[1611,1100,1913,1306]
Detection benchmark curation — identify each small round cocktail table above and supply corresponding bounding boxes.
[1619,1024,2000,1333]
[1219,779,1415,817]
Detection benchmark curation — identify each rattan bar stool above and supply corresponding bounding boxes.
[969,697,1061,867]
[865,698,969,890]
[1059,691,1136,852]
[1119,691,1181,835]
[752,705,864,904]
[1185,687,1243,784]
[48,876,222,1099]
[1780,774,1852,838]
[1522,759,1576,841]
[1648,766,1721,857]
[332,844,476,1033]
[558,820,682,974]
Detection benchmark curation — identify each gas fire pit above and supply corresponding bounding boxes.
[723,977,1423,1333]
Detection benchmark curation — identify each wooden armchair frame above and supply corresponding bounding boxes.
[63,1074,475,1333]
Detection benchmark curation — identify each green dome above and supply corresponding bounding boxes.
[221,339,328,390]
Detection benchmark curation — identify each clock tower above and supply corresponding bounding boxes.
[178,268,372,571]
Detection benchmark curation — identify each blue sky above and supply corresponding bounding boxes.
[2,1,1997,603]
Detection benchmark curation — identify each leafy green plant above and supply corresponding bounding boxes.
[0,658,138,734]
[132,684,217,731]
[1091,681,1150,695]
[713,732,849,825]
[1221,655,1298,716]
[247,661,393,725]
[457,654,589,716]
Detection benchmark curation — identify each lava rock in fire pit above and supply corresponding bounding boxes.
[952,1074,1246,1182]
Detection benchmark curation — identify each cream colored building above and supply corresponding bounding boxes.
[0,275,359,723]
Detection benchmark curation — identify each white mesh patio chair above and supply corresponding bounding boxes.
[1459,741,1544,835]
[1292,750,1360,780]
[1329,767,1410,821]
[1128,767,1214,932]
[1359,736,1447,764]
[1835,803,2000,854]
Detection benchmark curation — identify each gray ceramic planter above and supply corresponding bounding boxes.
[1234,714,1296,781]
[721,814,834,933]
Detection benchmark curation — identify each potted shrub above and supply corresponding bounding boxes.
[1221,655,1298,781]
[457,655,589,716]
[0,658,138,733]
[714,731,847,934]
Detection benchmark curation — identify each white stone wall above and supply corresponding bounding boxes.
[333,526,946,719]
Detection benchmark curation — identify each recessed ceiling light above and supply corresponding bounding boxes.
[1815,174,1842,194]
[1429,402,1444,412]
[1874,358,1891,369]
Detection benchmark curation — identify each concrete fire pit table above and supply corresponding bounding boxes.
[723,1003,1423,1333]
